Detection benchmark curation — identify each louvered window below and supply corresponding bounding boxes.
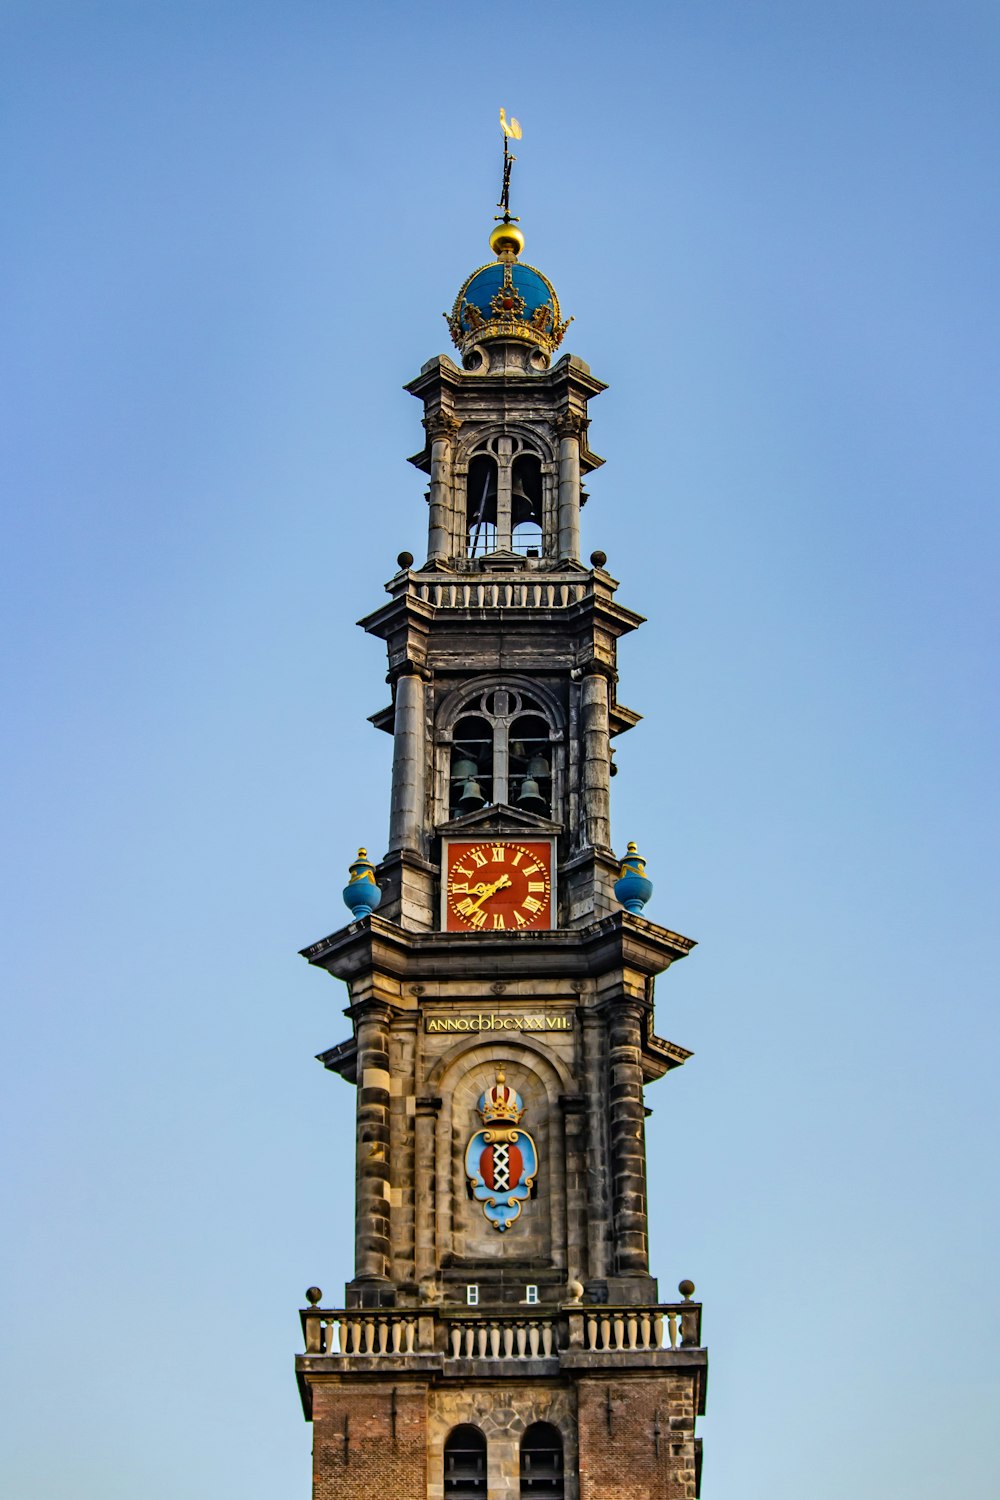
[444,1425,487,1500]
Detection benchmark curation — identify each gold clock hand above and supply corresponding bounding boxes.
[465,874,511,912]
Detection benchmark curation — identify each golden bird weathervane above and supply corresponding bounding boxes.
[497,108,522,225]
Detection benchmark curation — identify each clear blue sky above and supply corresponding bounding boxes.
[3,3,998,1497]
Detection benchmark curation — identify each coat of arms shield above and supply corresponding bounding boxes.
[464,1069,538,1231]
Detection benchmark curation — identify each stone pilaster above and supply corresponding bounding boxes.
[580,672,612,852]
[607,1000,649,1275]
[424,414,460,563]
[556,412,583,561]
[352,1003,393,1285]
[388,673,427,855]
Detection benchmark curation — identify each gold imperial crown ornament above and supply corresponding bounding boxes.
[445,109,573,363]
[477,1069,525,1125]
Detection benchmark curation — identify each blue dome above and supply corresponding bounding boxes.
[446,256,570,360]
[459,264,554,333]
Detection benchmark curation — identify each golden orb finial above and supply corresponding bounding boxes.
[489,221,524,260]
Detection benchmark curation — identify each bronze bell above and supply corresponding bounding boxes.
[516,776,547,813]
[457,777,486,811]
[525,753,550,779]
[451,756,478,781]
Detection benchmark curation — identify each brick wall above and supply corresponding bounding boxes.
[311,1381,428,1500]
[576,1374,699,1500]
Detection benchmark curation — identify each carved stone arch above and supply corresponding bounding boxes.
[455,423,555,469]
[432,1040,570,1271]
[426,1028,575,1095]
[436,674,566,739]
[436,674,566,822]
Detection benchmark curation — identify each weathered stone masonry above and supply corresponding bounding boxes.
[294,208,709,1500]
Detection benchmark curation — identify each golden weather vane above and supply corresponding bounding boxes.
[497,108,522,224]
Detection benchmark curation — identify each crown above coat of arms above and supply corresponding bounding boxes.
[477,1069,525,1125]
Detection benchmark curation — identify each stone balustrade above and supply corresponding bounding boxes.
[575,1303,701,1353]
[414,579,588,610]
[446,1317,557,1360]
[301,1301,701,1362]
[304,1312,421,1356]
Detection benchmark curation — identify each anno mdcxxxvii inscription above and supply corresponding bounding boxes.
[424,1012,572,1034]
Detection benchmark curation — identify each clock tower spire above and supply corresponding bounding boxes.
[295,121,708,1500]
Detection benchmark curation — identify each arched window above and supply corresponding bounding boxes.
[511,454,543,556]
[463,436,550,557]
[446,688,557,818]
[520,1423,564,1498]
[508,712,551,815]
[467,454,498,557]
[450,714,494,816]
[445,1425,488,1500]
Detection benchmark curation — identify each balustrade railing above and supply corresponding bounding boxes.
[414,580,587,610]
[303,1312,420,1357]
[579,1304,698,1353]
[447,1317,557,1360]
[300,1301,701,1362]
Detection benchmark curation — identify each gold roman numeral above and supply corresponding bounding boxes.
[492,913,505,930]
[522,896,543,915]
[527,881,546,893]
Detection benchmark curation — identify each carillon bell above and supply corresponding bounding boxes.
[525,753,550,778]
[457,777,486,811]
[516,776,547,813]
[511,474,535,512]
[451,756,479,781]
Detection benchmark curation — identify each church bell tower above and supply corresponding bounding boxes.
[295,122,707,1500]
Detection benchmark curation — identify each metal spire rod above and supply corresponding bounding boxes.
[497,108,522,223]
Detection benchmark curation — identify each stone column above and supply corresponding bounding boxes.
[608,999,649,1274]
[354,1004,393,1282]
[580,672,612,850]
[425,414,459,562]
[413,1097,439,1285]
[556,412,582,561]
[388,672,426,853]
[580,1010,609,1281]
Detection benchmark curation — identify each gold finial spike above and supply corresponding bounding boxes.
[496,1068,506,1085]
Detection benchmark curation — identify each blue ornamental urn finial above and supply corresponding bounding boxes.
[614,841,654,914]
[342,847,382,920]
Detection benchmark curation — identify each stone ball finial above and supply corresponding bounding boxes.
[590,549,607,568]
[305,1286,323,1306]
[566,1278,585,1305]
[397,550,414,569]
[678,1279,695,1300]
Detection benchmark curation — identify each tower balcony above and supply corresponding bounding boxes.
[296,1298,706,1414]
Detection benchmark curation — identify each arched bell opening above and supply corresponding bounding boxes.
[520,1422,564,1498]
[509,712,552,816]
[445,1425,488,1500]
[449,715,494,816]
[467,454,498,557]
[511,453,544,557]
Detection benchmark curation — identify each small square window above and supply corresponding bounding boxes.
[466,1284,479,1306]
[525,1284,539,1304]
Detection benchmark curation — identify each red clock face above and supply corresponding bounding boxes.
[444,840,554,932]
